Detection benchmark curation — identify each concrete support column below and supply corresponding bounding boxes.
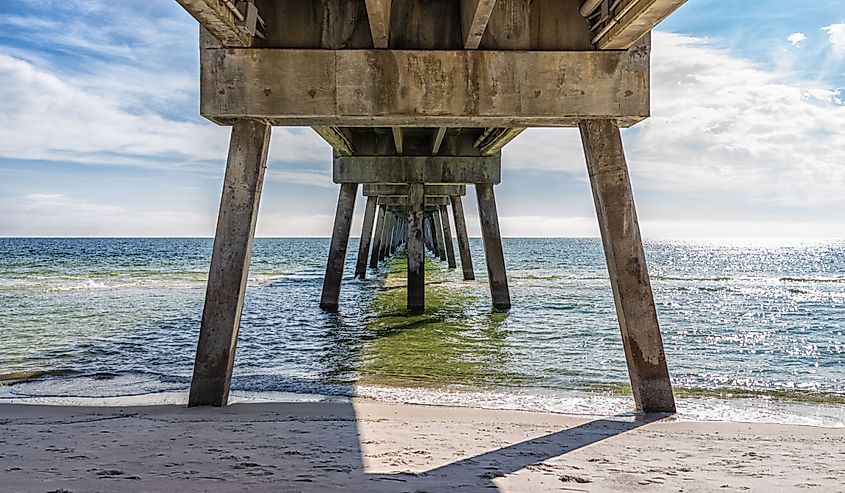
[433,209,447,262]
[320,183,359,311]
[429,214,441,257]
[189,120,271,407]
[439,204,457,269]
[398,218,407,250]
[406,184,425,314]
[450,195,475,280]
[579,119,675,414]
[355,195,378,279]
[379,212,393,261]
[369,205,386,268]
[422,214,431,250]
[388,215,397,255]
[475,183,511,311]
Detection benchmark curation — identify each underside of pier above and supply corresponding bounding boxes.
[177,0,686,414]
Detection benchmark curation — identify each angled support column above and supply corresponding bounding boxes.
[189,119,271,407]
[355,195,378,279]
[439,204,457,269]
[433,208,448,262]
[369,205,386,268]
[579,119,675,414]
[407,184,425,314]
[320,183,359,311]
[450,195,475,280]
[475,183,511,311]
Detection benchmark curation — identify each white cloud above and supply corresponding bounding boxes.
[505,32,845,213]
[0,193,215,236]
[266,169,335,189]
[0,52,330,171]
[822,23,845,52]
[787,32,807,46]
[632,32,845,208]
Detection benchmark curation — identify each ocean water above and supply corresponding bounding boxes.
[0,237,843,426]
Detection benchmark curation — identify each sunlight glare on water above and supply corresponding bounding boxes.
[0,237,843,426]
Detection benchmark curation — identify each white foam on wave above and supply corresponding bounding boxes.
[350,385,845,428]
[4,375,843,428]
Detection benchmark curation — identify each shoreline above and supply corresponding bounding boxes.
[1,399,843,492]
[1,385,843,429]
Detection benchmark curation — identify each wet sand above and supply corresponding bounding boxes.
[0,400,843,492]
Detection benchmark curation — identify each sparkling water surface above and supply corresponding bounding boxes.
[1,237,843,426]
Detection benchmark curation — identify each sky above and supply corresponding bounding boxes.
[1,0,844,238]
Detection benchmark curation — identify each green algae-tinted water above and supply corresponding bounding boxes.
[0,237,843,425]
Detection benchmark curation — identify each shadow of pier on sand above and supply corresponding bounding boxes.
[0,401,664,492]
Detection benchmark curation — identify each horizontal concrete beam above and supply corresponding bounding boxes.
[201,45,649,127]
[334,156,501,184]
[362,184,466,197]
[379,196,450,207]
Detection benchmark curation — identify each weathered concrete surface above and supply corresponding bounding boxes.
[450,195,475,280]
[201,48,650,127]
[580,119,675,414]
[320,183,359,312]
[476,183,511,311]
[189,120,270,407]
[407,183,425,313]
[439,204,457,269]
[363,184,466,197]
[334,156,501,184]
[377,196,450,207]
[369,205,386,268]
[355,195,378,279]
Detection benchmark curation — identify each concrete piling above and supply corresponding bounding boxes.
[433,208,447,262]
[407,184,425,314]
[189,120,271,407]
[475,183,511,311]
[355,195,378,279]
[439,204,457,269]
[580,120,675,414]
[450,195,475,281]
[320,182,358,312]
[369,205,386,268]
[379,212,393,261]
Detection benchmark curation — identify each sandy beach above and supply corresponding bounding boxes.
[1,400,842,492]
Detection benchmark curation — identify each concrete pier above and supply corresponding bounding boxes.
[439,204,457,269]
[580,120,675,413]
[450,195,475,281]
[407,183,425,313]
[476,183,511,311]
[189,120,270,407]
[355,195,378,279]
[179,0,686,409]
[320,183,358,312]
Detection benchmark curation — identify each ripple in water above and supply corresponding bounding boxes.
[0,237,843,426]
